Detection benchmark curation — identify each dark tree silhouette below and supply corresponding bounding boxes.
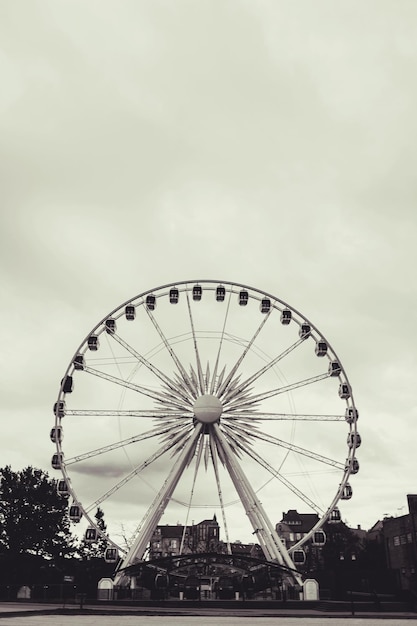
[0,466,76,559]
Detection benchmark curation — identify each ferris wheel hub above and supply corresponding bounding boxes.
[193,394,223,423]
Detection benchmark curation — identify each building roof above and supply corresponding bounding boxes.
[195,514,218,526]
[279,510,320,533]
[156,525,187,539]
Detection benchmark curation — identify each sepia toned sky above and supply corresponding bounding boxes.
[1,0,417,542]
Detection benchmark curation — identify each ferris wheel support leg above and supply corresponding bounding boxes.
[113,424,203,586]
[212,424,303,587]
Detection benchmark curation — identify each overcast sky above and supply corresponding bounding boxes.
[1,0,417,544]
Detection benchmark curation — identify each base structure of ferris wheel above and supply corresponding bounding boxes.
[51,280,361,596]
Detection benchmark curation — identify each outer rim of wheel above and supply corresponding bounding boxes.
[52,279,359,556]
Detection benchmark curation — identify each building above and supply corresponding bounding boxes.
[149,515,220,559]
[276,509,320,548]
[382,495,417,592]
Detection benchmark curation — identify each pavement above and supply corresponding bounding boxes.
[1,601,417,621]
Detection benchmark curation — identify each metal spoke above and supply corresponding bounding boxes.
[221,339,304,404]
[222,411,345,422]
[221,423,324,514]
[211,288,232,394]
[84,428,195,514]
[83,365,193,410]
[225,372,330,409]
[110,332,192,404]
[230,424,344,470]
[185,289,205,394]
[65,422,190,465]
[65,409,189,418]
[145,306,198,398]
[216,307,272,400]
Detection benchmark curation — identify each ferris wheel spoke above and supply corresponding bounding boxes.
[65,408,187,418]
[145,307,198,398]
[185,290,205,395]
[216,308,272,400]
[222,411,345,422]
[229,424,344,470]
[223,426,324,515]
[225,372,330,410]
[83,365,192,410]
[210,288,233,394]
[221,339,304,405]
[65,422,191,466]
[84,428,196,514]
[109,332,192,404]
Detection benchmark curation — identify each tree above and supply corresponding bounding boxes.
[0,466,76,560]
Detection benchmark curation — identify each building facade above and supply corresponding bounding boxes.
[382,495,417,591]
[149,515,220,559]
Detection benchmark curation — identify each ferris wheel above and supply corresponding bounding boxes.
[51,280,360,585]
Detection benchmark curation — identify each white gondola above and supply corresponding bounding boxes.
[50,426,63,443]
[104,547,119,563]
[88,335,99,351]
[293,549,306,564]
[345,407,359,424]
[73,354,85,370]
[146,294,156,310]
[312,530,326,546]
[192,284,202,301]
[61,375,73,393]
[57,479,69,496]
[328,360,341,377]
[347,432,361,448]
[53,401,66,418]
[105,318,116,334]
[338,382,350,399]
[315,340,327,357]
[345,457,360,474]
[341,484,353,500]
[216,285,225,301]
[299,323,311,340]
[69,503,82,522]
[329,508,341,523]
[84,527,98,543]
[51,453,64,470]
[125,304,135,320]
[169,288,179,304]
[260,298,271,313]
[239,290,249,306]
[280,308,292,324]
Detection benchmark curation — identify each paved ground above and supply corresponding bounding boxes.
[1,615,417,626]
[1,603,417,625]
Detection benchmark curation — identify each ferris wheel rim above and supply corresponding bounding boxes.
[52,279,360,570]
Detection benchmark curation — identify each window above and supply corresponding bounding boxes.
[407,533,412,543]
[400,535,407,545]
[394,536,400,546]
